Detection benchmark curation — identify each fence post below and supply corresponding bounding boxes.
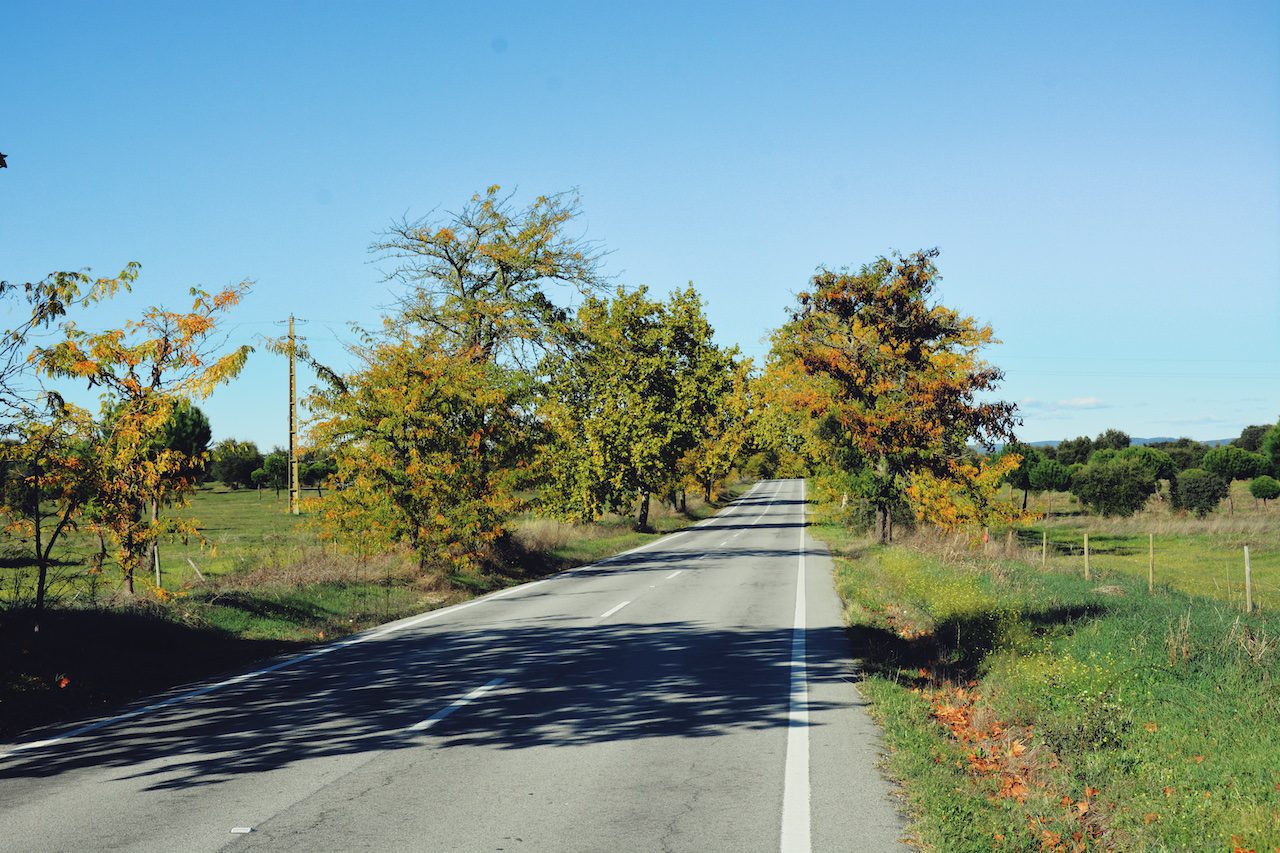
[1083,533,1090,581]
[1152,532,1162,591]
[1244,546,1253,614]
[1041,529,1047,566]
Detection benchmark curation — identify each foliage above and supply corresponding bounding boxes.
[1248,475,1279,504]
[211,439,263,490]
[1116,445,1176,481]
[32,281,253,593]
[998,442,1043,509]
[1093,428,1130,451]
[1028,458,1072,494]
[371,185,605,365]
[1201,445,1267,483]
[1234,424,1269,452]
[252,449,289,496]
[1147,437,1208,472]
[1176,468,1229,518]
[308,324,530,573]
[684,356,754,502]
[1069,458,1156,517]
[1260,422,1280,476]
[539,285,735,529]
[1055,435,1094,466]
[906,453,1027,531]
[769,248,1018,542]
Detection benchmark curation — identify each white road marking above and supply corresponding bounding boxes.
[230,827,254,834]
[665,570,683,579]
[718,539,730,547]
[598,600,631,620]
[781,478,810,853]
[408,678,505,732]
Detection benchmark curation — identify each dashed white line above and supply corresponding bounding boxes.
[665,570,683,579]
[408,678,505,732]
[598,600,631,620]
[717,539,730,547]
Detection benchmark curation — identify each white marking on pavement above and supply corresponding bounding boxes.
[718,539,730,546]
[230,827,254,834]
[598,600,631,620]
[408,678,505,732]
[781,478,811,853]
[665,570,683,579]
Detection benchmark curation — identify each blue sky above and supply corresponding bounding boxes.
[2,1,1277,448]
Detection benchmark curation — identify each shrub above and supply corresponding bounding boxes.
[1202,445,1267,482]
[1177,468,1228,517]
[1069,458,1156,517]
[1249,475,1280,504]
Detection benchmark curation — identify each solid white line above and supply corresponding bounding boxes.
[598,600,630,620]
[780,478,810,853]
[665,570,683,579]
[717,539,730,547]
[408,678,505,732]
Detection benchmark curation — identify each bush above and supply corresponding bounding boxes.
[1202,445,1267,482]
[1069,458,1156,517]
[1249,475,1280,504]
[1177,468,1228,517]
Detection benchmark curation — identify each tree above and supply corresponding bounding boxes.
[1094,429,1131,451]
[157,399,212,480]
[998,442,1043,509]
[308,323,530,573]
[1177,468,1228,518]
[1249,475,1279,507]
[300,449,337,495]
[1069,458,1156,517]
[1147,437,1207,471]
[540,286,734,529]
[1234,425,1270,452]
[1055,435,1094,466]
[34,282,252,594]
[1202,445,1268,513]
[0,406,99,624]
[1262,422,1280,476]
[371,185,605,365]
[1029,457,1072,493]
[211,439,263,490]
[252,449,289,497]
[770,249,1018,542]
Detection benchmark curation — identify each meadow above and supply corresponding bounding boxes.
[813,485,1280,852]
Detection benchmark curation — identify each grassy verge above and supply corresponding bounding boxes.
[812,523,1280,851]
[1,483,746,740]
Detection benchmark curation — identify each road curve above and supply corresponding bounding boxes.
[0,479,903,852]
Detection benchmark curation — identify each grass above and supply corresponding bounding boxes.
[813,515,1280,851]
[995,482,1280,611]
[1,481,746,739]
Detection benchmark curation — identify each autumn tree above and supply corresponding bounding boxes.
[769,249,1018,542]
[684,357,754,503]
[34,282,252,594]
[539,285,735,530]
[372,185,605,365]
[0,405,99,624]
[307,323,530,573]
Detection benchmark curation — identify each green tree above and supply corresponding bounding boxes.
[1029,457,1072,493]
[300,449,337,495]
[769,249,1018,542]
[1202,445,1268,513]
[540,286,733,530]
[1147,437,1207,471]
[157,399,212,479]
[1235,424,1270,452]
[1069,458,1156,517]
[1262,422,1280,476]
[1177,468,1228,517]
[1056,435,1094,466]
[1094,429,1131,451]
[252,449,289,497]
[211,439,263,490]
[1249,475,1279,507]
[999,442,1043,509]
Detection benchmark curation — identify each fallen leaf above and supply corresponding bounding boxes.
[56,676,70,689]
[1162,786,1174,797]
[1144,813,1160,824]
[1193,755,1205,764]
[1143,721,1158,733]
[1084,786,1099,798]
[1076,801,1090,816]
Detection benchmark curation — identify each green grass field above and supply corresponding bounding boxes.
[813,485,1280,852]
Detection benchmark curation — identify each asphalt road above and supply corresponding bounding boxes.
[0,479,903,852]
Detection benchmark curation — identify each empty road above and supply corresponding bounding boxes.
[0,479,903,852]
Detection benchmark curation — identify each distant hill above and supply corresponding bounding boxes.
[1023,437,1234,449]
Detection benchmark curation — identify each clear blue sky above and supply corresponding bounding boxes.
[3,1,1277,448]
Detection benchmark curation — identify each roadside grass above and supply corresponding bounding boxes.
[1,482,747,739]
[995,482,1279,610]
[813,522,1280,851]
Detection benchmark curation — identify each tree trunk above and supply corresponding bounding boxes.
[704,478,712,504]
[637,492,651,531]
[877,503,889,545]
[1022,488,1029,511]
[148,499,160,588]
[679,489,687,514]
[33,492,46,628]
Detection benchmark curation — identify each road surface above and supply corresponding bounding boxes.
[0,479,903,852]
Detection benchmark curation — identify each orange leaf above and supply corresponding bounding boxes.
[1142,721,1158,733]
[57,676,70,689]
[1144,813,1160,824]
[1162,786,1175,797]
[1084,786,1099,798]
[1076,801,1089,816]
[1193,755,1205,764]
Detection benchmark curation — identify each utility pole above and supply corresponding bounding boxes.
[288,314,300,515]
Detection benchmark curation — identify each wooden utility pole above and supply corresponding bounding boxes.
[288,315,300,516]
